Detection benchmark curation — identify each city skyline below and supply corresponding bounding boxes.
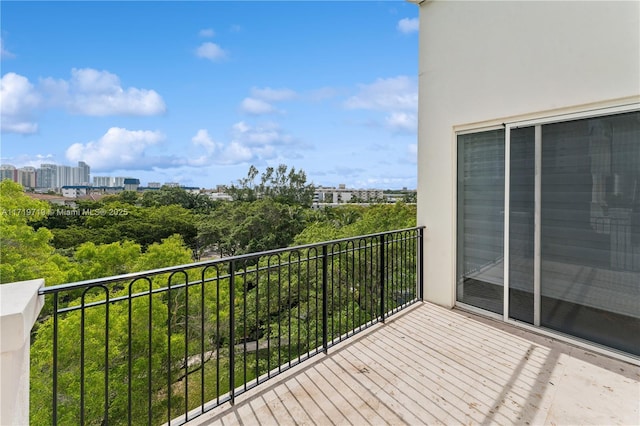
[1,1,419,189]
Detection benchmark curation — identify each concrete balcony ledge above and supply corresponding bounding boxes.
[186,303,639,425]
[0,279,45,425]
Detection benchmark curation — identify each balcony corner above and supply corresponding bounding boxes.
[0,278,45,425]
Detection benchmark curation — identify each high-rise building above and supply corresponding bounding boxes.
[0,165,17,183]
[17,167,37,188]
[55,165,73,188]
[76,161,90,185]
[37,164,58,189]
[49,162,91,188]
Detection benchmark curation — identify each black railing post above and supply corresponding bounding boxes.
[322,245,328,353]
[229,260,236,405]
[418,227,425,301]
[52,294,58,425]
[380,234,386,323]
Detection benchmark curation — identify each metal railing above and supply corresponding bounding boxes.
[33,227,424,425]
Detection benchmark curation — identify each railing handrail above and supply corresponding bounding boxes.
[39,226,425,295]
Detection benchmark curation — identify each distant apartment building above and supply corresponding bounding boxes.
[54,162,90,188]
[202,188,233,201]
[77,161,90,185]
[314,184,384,204]
[1,161,90,190]
[37,164,57,189]
[123,178,140,191]
[0,165,17,182]
[93,176,112,187]
[17,167,37,188]
[147,182,162,188]
[61,186,89,198]
[93,176,129,187]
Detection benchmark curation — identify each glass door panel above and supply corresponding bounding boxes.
[457,129,505,314]
[540,111,640,355]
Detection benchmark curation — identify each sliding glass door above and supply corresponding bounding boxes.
[457,109,640,355]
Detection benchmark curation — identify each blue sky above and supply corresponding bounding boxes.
[1,1,419,189]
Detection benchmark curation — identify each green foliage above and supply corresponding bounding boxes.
[134,234,193,271]
[46,202,198,251]
[30,287,176,426]
[198,199,306,257]
[0,180,69,284]
[294,202,416,245]
[74,240,142,279]
[105,190,140,205]
[141,186,216,213]
[30,234,198,425]
[227,164,315,207]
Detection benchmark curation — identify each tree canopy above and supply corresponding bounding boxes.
[227,164,315,207]
[0,180,69,284]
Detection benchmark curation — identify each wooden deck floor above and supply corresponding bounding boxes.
[184,302,639,426]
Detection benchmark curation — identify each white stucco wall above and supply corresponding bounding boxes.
[416,0,640,307]
[0,279,44,425]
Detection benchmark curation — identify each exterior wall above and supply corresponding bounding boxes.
[416,0,640,307]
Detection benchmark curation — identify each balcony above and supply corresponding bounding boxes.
[0,227,638,425]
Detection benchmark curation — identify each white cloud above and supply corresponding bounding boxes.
[199,28,215,37]
[65,127,167,171]
[240,97,276,115]
[41,68,166,116]
[344,76,418,135]
[385,112,417,133]
[345,76,417,111]
[397,17,419,34]
[250,87,297,102]
[184,121,305,167]
[195,42,227,61]
[231,121,294,146]
[1,73,41,134]
[240,87,297,115]
[1,38,15,58]
[219,141,254,165]
[191,129,219,154]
